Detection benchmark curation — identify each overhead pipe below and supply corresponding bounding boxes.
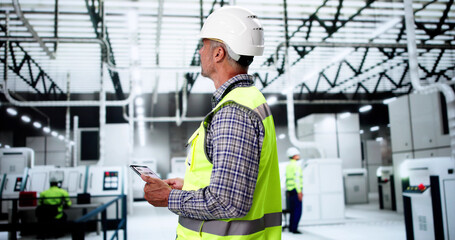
[403,0,455,158]
[284,46,325,158]
[276,99,383,105]
[274,41,454,50]
[12,0,55,59]
[1,36,135,107]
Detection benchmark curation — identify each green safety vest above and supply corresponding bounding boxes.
[39,186,72,219]
[286,160,303,193]
[176,86,282,239]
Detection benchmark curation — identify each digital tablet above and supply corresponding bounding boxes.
[129,165,161,179]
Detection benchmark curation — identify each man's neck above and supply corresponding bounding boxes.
[212,63,247,89]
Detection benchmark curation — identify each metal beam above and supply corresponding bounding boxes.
[0,41,64,99]
[12,0,55,59]
[85,0,125,100]
[277,42,455,50]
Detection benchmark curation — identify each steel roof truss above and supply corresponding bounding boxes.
[1,41,64,99]
[85,0,124,100]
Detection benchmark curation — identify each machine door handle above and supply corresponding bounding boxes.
[4,178,8,190]
[79,173,83,189]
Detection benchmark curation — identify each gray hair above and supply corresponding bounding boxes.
[209,40,249,72]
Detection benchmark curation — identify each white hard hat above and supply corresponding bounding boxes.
[287,147,300,158]
[199,6,264,59]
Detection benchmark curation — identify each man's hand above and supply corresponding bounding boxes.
[142,175,171,207]
[298,192,303,202]
[164,178,184,190]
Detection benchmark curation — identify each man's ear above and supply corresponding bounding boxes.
[213,46,225,63]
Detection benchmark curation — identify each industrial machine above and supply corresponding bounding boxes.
[377,166,396,210]
[0,148,34,174]
[0,148,34,217]
[401,157,455,240]
[342,168,368,204]
[22,165,125,198]
[302,158,345,222]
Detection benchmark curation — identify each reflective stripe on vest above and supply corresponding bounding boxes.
[253,103,272,120]
[179,212,281,236]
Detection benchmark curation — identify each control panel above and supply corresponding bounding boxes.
[404,183,429,193]
[103,171,119,191]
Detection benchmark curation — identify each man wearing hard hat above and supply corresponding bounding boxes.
[38,177,72,221]
[286,147,303,234]
[142,6,282,239]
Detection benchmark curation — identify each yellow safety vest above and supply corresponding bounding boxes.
[286,160,303,193]
[176,86,282,239]
[39,186,72,219]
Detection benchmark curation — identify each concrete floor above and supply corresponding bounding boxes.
[2,195,406,240]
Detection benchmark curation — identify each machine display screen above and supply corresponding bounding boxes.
[103,171,119,191]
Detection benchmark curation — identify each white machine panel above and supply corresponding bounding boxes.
[1,173,25,216]
[87,166,124,196]
[402,157,455,240]
[388,96,413,152]
[393,152,414,213]
[302,158,345,222]
[343,169,368,204]
[0,148,34,174]
[59,167,86,197]
[444,179,455,240]
[2,174,24,197]
[26,166,57,194]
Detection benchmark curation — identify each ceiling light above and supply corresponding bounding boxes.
[58,135,65,140]
[383,97,397,104]
[360,130,364,134]
[376,137,383,142]
[267,96,278,106]
[370,126,380,132]
[21,115,31,123]
[359,105,372,113]
[0,143,2,147]
[43,127,51,133]
[7,108,17,116]
[5,145,10,148]
[33,122,42,129]
[278,133,286,140]
[51,131,58,137]
[339,112,351,119]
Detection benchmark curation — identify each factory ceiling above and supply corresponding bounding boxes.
[0,0,454,103]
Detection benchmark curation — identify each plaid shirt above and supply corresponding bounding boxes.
[168,74,264,220]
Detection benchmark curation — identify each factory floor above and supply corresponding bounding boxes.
[2,194,406,240]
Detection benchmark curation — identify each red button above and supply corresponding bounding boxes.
[418,183,426,191]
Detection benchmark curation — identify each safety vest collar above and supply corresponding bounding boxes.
[178,212,281,236]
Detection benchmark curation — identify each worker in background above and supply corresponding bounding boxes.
[38,178,72,221]
[141,6,282,239]
[286,147,303,234]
